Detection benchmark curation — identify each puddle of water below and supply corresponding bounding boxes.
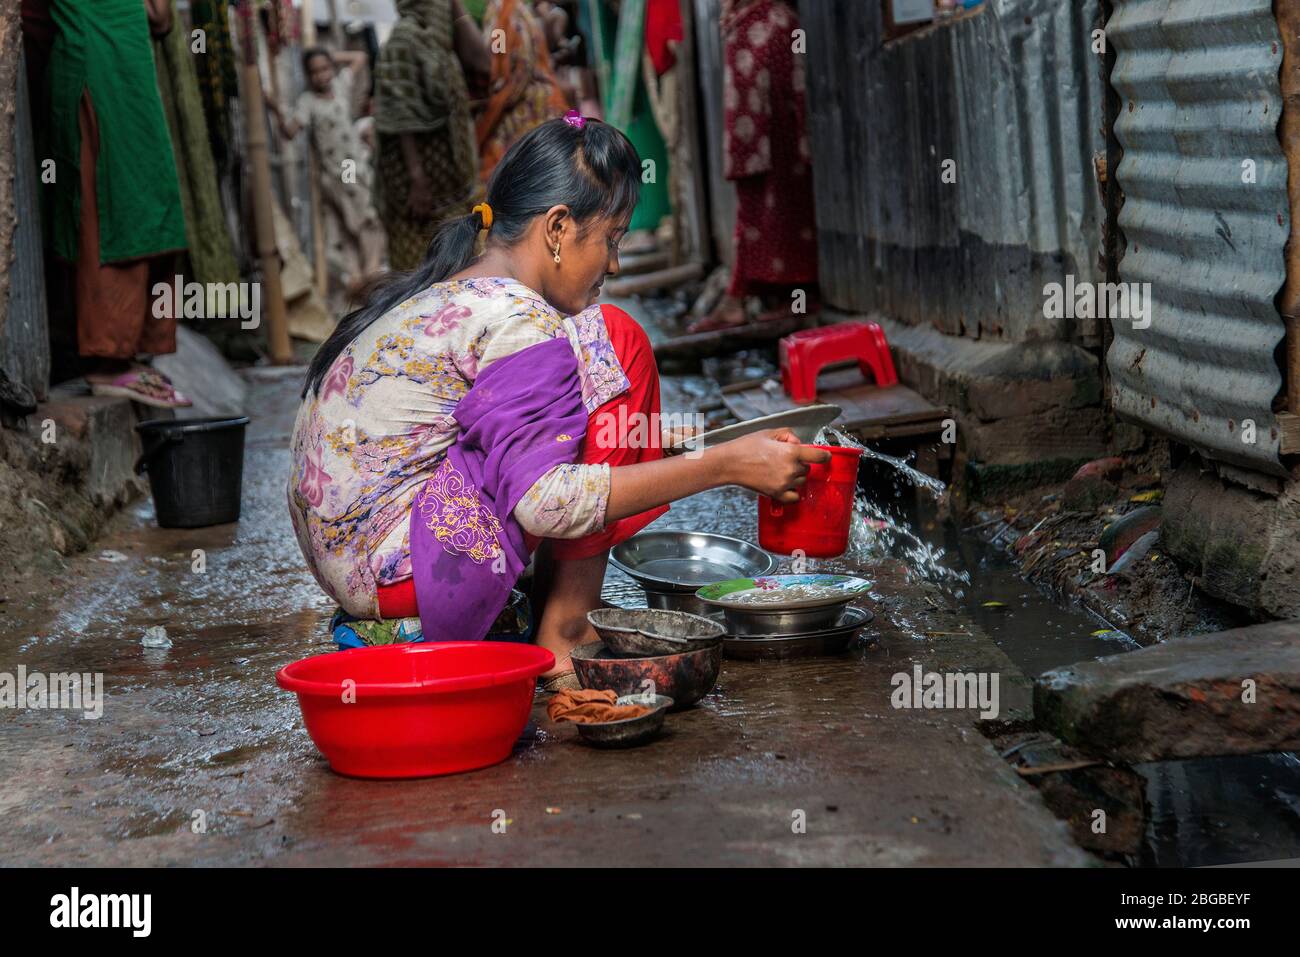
[818,426,1126,670]
[833,437,1300,869]
[1140,752,1300,867]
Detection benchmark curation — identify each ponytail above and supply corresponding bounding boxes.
[301,117,640,398]
[301,210,484,397]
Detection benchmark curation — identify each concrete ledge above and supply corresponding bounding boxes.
[0,391,146,582]
[829,311,1108,478]
[1035,621,1300,763]
[40,393,143,508]
[1161,460,1300,618]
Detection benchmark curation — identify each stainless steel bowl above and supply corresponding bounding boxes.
[642,588,711,616]
[719,602,848,635]
[610,531,777,595]
[709,607,876,660]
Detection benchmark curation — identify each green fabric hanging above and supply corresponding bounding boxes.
[189,0,238,170]
[46,0,187,263]
[154,0,240,286]
[591,0,670,233]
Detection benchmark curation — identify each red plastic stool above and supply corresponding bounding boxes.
[779,321,897,404]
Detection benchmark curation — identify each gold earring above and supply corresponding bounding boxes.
[552,241,561,264]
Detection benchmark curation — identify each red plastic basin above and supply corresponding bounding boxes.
[276,642,555,779]
[758,444,864,558]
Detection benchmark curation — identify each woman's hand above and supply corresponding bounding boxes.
[714,429,831,503]
[661,422,701,449]
[603,430,829,526]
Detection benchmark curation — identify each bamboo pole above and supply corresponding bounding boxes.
[299,0,329,297]
[264,21,291,206]
[237,3,293,364]
[301,0,317,44]
[327,0,344,47]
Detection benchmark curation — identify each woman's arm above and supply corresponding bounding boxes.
[143,0,172,36]
[266,98,301,140]
[515,430,830,538]
[333,50,370,73]
[400,133,435,218]
[451,0,492,79]
[604,430,829,521]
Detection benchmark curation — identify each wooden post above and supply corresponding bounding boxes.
[1100,0,1121,420]
[237,3,293,364]
[327,0,344,47]
[299,0,329,297]
[1278,0,1300,451]
[301,0,317,45]
[675,0,711,264]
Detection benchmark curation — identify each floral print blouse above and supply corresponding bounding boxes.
[288,277,630,618]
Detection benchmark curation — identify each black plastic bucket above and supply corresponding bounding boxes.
[135,416,250,528]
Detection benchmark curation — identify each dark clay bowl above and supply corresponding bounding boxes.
[586,608,724,658]
[571,640,721,711]
[573,694,673,749]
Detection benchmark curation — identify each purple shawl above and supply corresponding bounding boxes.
[410,337,588,642]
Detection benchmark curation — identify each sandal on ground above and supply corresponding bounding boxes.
[538,671,581,694]
[89,368,192,409]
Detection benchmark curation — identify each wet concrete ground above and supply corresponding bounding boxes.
[0,368,1087,866]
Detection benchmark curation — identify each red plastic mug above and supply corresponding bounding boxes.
[758,444,863,558]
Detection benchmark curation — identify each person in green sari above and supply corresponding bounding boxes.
[40,0,192,406]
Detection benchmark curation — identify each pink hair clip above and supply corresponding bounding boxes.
[562,110,587,130]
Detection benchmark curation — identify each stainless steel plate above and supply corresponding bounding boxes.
[609,531,777,593]
[666,404,843,454]
[717,607,875,661]
[720,602,847,634]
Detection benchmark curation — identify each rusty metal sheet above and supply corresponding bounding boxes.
[1107,0,1289,475]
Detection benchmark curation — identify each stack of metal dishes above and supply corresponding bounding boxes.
[609,531,777,616]
[695,574,875,660]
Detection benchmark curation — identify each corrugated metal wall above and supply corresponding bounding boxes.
[801,0,1105,342]
[1107,0,1289,476]
[1,50,50,401]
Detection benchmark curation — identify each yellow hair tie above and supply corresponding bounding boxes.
[472,202,493,230]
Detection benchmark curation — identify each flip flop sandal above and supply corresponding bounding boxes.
[90,369,193,409]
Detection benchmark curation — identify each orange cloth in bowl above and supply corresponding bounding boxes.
[547,688,653,724]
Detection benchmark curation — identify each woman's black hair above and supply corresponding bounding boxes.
[301,46,333,75]
[302,117,641,397]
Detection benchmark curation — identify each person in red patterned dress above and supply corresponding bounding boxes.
[690,0,819,332]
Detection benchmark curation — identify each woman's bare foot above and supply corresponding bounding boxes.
[686,295,747,334]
